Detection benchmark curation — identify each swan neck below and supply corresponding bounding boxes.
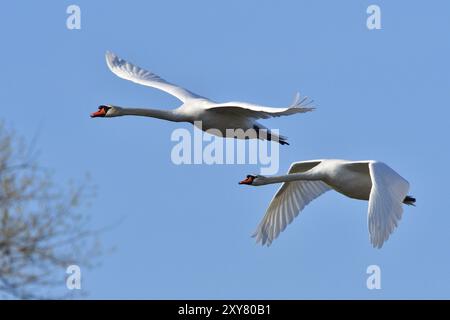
[261,172,319,185]
[116,107,184,122]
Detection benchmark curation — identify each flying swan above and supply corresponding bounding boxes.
[91,51,315,145]
[239,159,415,248]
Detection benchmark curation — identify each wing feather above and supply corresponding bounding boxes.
[105,51,203,102]
[206,92,315,119]
[252,160,330,246]
[368,161,410,248]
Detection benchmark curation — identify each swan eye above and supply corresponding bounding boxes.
[239,175,256,185]
[91,105,111,118]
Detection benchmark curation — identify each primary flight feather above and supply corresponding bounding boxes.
[239,159,415,248]
[91,51,315,145]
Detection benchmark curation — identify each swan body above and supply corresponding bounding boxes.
[239,159,415,248]
[92,52,315,144]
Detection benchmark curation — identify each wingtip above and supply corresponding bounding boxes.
[105,51,112,62]
[370,237,385,249]
[290,93,316,109]
[105,51,118,69]
[252,231,273,247]
[371,241,379,249]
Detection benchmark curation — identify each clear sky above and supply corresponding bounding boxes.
[1,1,449,299]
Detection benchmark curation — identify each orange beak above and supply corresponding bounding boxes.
[239,177,254,185]
[91,108,106,118]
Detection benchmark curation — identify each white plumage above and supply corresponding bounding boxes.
[240,159,414,248]
[92,51,315,145]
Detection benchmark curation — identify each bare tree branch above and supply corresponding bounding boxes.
[0,121,102,299]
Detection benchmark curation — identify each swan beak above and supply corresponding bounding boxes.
[239,177,253,185]
[90,108,106,118]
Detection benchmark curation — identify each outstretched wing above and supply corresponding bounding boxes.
[253,160,330,246]
[105,51,203,102]
[368,161,410,248]
[206,92,315,120]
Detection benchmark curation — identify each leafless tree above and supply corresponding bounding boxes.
[0,122,101,299]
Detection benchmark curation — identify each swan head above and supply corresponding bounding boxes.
[91,105,120,118]
[239,174,267,186]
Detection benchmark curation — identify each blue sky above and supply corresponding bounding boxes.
[1,1,449,299]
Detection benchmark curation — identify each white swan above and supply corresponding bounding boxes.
[239,159,415,248]
[91,51,315,145]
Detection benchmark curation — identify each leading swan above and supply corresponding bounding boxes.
[91,52,315,145]
[239,159,415,248]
